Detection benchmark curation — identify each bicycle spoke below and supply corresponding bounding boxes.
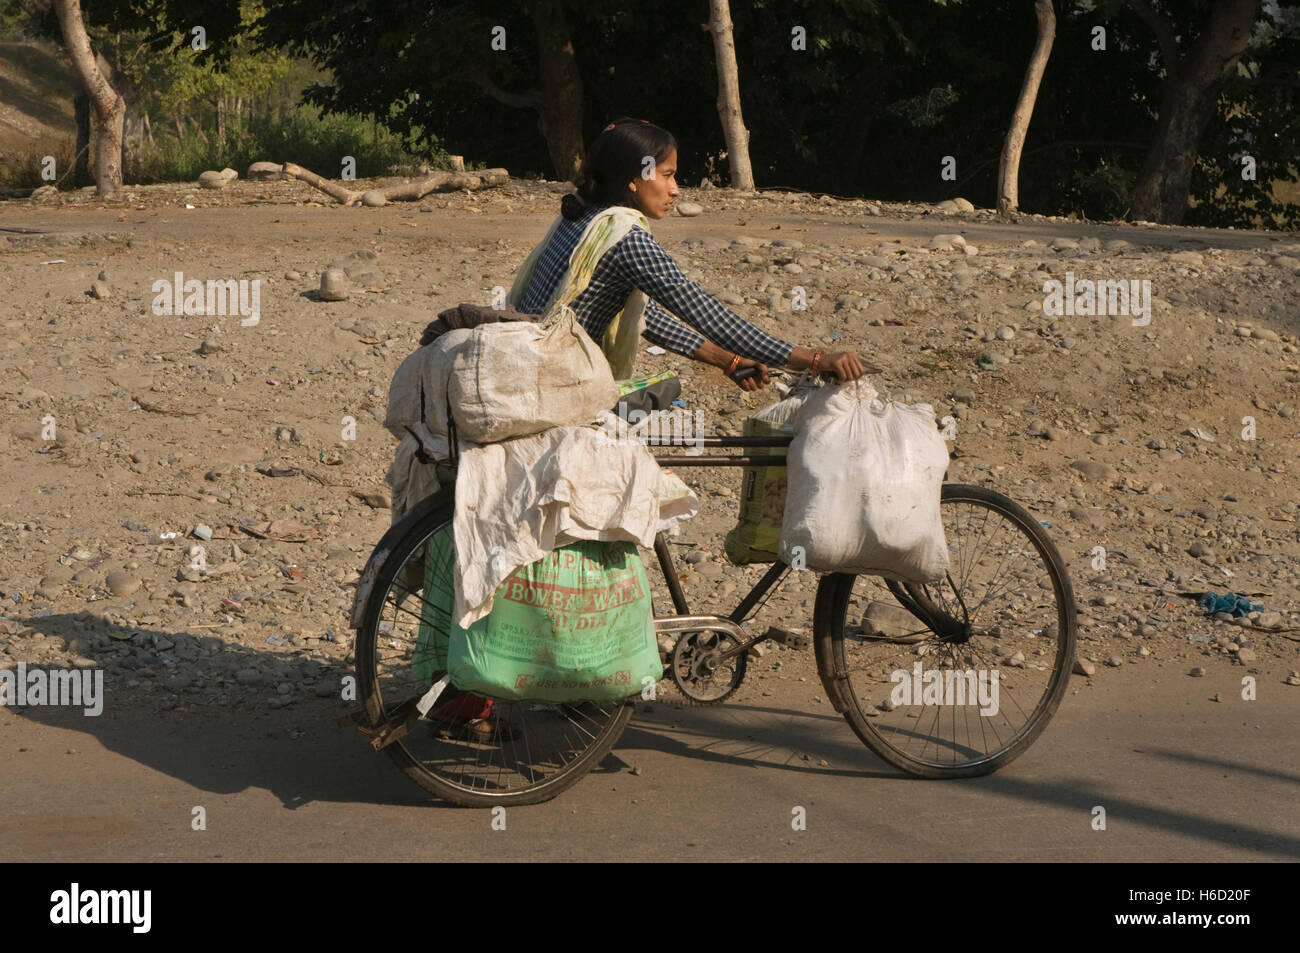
[356,509,632,804]
[828,487,1074,776]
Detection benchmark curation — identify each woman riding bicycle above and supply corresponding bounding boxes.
[509,117,869,389]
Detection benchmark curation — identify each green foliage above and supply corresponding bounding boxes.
[135,102,438,183]
[1183,3,1300,229]
[5,0,1295,226]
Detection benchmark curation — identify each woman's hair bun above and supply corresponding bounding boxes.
[560,192,585,220]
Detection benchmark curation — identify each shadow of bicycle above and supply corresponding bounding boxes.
[6,612,452,811]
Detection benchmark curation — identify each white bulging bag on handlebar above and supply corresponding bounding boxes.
[779,379,950,583]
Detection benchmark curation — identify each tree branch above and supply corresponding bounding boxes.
[1128,0,1181,72]
[468,63,541,110]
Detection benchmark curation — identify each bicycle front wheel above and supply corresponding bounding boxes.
[813,483,1077,778]
[355,485,634,807]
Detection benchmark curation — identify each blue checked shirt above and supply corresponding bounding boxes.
[516,204,795,366]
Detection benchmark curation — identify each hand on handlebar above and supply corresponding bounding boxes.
[730,352,881,387]
[822,351,870,382]
[728,359,771,391]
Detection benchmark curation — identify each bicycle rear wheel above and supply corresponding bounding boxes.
[355,486,634,807]
[813,483,1076,778]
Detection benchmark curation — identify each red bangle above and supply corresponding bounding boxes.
[810,349,825,376]
[725,354,741,376]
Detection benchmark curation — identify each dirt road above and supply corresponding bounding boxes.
[1,177,1297,861]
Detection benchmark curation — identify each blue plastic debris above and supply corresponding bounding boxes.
[1197,591,1263,617]
[671,398,687,409]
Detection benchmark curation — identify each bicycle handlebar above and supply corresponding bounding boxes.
[729,365,881,384]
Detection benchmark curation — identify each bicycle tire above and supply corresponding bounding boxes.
[813,483,1077,778]
[355,485,635,807]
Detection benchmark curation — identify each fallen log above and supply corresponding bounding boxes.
[380,168,509,201]
[281,162,359,204]
[275,161,509,205]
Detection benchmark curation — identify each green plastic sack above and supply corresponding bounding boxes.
[445,539,660,703]
[413,527,456,685]
[616,368,678,398]
[724,412,789,564]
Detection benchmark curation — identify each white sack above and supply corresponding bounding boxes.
[448,304,619,444]
[384,328,475,442]
[779,380,950,583]
[385,424,444,523]
[452,423,697,628]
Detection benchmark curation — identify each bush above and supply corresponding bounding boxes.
[135,103,445,184]
[0,137,77,191]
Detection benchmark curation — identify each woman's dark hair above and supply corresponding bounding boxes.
[560,117,677,221]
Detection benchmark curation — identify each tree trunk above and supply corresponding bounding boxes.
[73,90,91,187]
[121,94,142,182]
[104,51,142,184]
[52,0,124,198]
[706,0,755,190]
[998,0,1056,212]
[1129,0,1260,224]
[844,105,872,188]
[530,0,585,181]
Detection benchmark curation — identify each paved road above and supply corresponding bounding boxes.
[3,662,1296,862]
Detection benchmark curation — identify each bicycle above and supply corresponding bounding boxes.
[346,392,1077,807]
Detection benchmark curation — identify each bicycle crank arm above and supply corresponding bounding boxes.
[654,615,749,643]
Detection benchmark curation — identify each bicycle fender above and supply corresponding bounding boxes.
[348,490,448,629]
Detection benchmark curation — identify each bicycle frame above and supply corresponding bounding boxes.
[649,434,797,659]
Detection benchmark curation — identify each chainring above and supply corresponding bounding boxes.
[669,628,749,704]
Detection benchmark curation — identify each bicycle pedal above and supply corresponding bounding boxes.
[764,625,810,650]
